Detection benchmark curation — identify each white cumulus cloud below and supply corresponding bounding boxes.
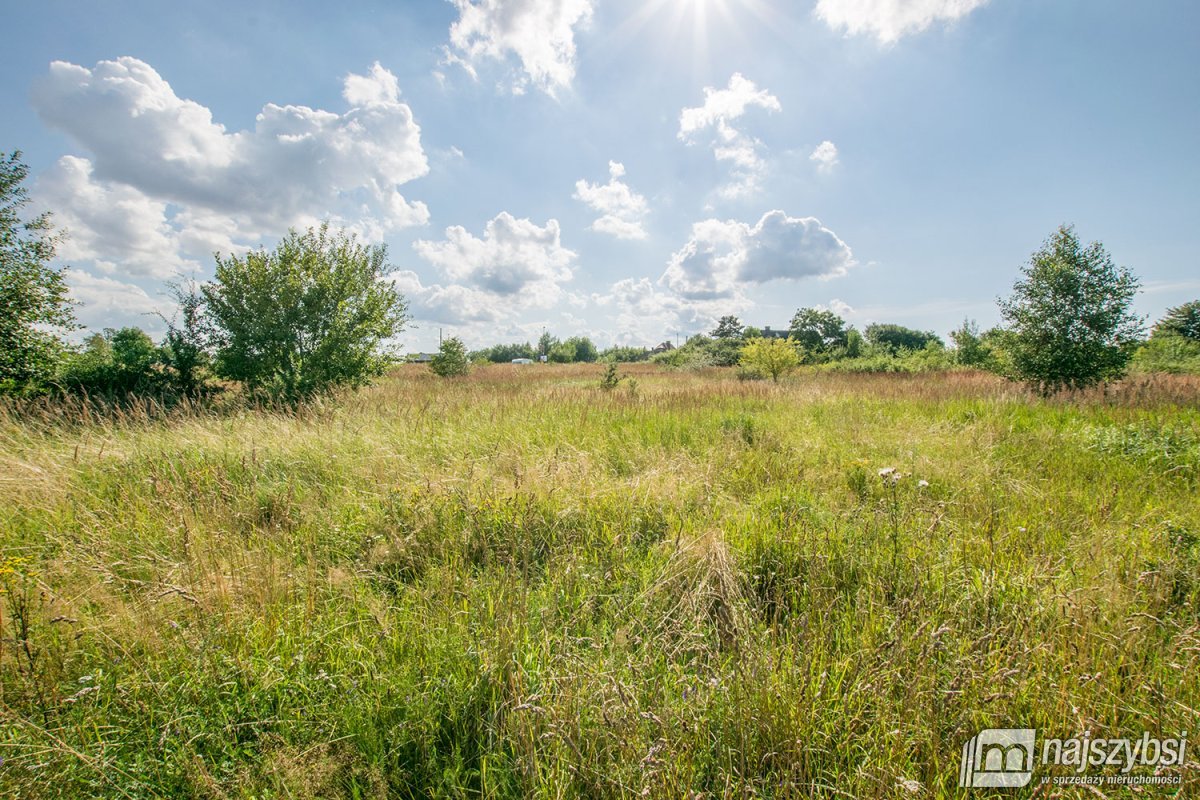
[406,212,578,330]
[679,74,781,200]
[573,161,649,240]
[810,140,840,173]
[662,211,855,300]
[30,57,431,334]
[66,270,172,334]
[37,156,193,279]
[815,0,990,43]
[446,0,594,95]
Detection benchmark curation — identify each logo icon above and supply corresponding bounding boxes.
[960,729,1037,788]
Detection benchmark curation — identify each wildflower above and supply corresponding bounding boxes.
[918,479,929,489]
[878,467,896,478]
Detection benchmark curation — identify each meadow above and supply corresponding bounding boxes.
[1,365,1198,798]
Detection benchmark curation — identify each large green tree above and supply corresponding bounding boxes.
[0,151,76,392]
[999,225,1142,394]
[789,308,847,355]
[203,224,408,401]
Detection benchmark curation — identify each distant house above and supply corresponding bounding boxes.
[759,326,790,340]
[511,358,534,364]
[407,353,435,363]
[650,341,674,353]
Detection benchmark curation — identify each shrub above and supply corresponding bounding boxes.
[203,224,408,402]
[864,323,942,352]
[59,327,164,396]
[430,336,470,377]
[739,337,800,382]
[1132,334,1200,375]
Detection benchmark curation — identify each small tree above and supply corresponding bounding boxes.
[203,224,408,402]
[0,151,77,392]
[159,280,212,398]
[999,225,1142,394]
[710,315,745,340]
[599,362,623,390]
[537,331,559,360]
[740,337,800,382]
[949,318,991,367]
[430,336,469,377]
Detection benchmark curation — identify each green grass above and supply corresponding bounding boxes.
[1,366,1198,798]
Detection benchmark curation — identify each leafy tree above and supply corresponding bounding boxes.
[160,280,212,397]
[708,337,744,367]
[565,336,598,363]
[1153,300,1200,342]
[789,308,847,355]
[864,323,942,352]
[472,342,535,363]
[60,327,163,396]
[547,341,574,363]
[949,318,994,368]
[430,336,470,377]
[710,315,745,340]
[202,224,408,402]
[548,336,598,363]
[844,327,864,358]
[1132,334,1200,375]
[537,331,559,359]
[740,337,801,382]
[999,225,1142,394]
[599,345,649,363]
[0,151,76,392]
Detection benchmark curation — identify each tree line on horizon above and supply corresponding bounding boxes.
[4,149,1200,406]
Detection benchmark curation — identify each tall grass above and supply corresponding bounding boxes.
[1,366,1197,797]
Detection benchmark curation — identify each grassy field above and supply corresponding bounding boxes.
[1,365,1198,798]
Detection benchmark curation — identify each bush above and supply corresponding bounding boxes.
[739,337,800,382]
[820,342,956,374]
[430,336,470,377]
[202,224,408,402]
[471,342,536,363]
[1132,334,1200,375]
[864,323,942,352]
[59,327,164,396]
[599,345,650,363]
[599,363,623,390]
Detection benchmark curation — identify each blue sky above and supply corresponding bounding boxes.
[4,0,1198,351]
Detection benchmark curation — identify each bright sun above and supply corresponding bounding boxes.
[618,0,777,70]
